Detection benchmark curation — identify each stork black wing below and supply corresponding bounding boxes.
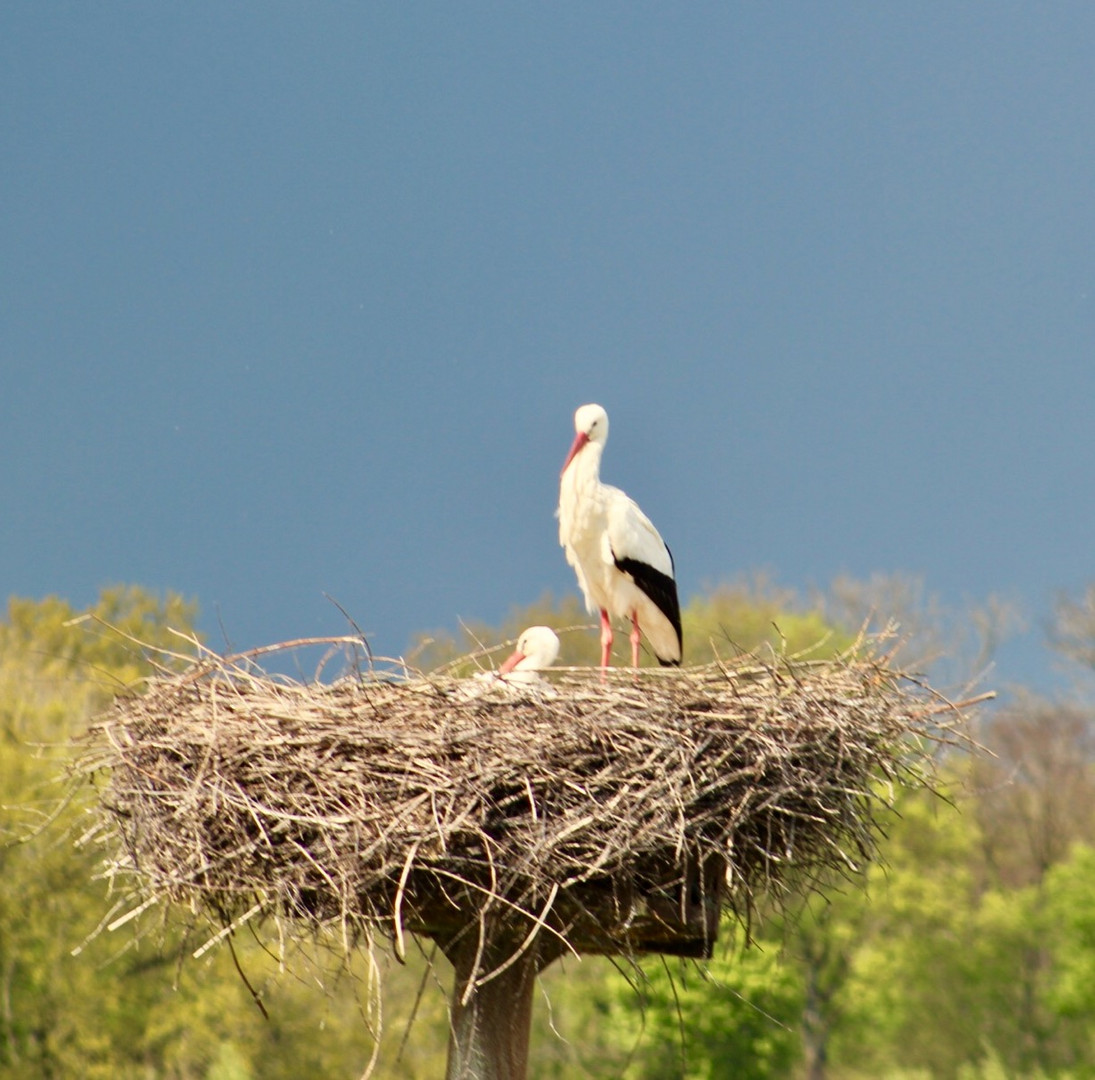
[613,547,683,666]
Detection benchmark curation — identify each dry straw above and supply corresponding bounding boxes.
[74,629,984,981]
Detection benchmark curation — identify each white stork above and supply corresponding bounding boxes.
[496,625,561,684]
[557,403,682,669]
[458,626,561,699]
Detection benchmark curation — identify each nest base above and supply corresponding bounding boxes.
[401,853,724,960]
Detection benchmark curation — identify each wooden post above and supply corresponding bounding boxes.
[438,932,562,1080]
[408,853,724,1077]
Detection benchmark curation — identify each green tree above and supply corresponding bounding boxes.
[0,586,203,1076]
[526,938,802,1080]
[1051,583,1095,672]
[616,945,802,1080]
[0,587,460,1079]
[681,577,848,666]
[824,768,1095,1079]
[1046,844,1095,1025]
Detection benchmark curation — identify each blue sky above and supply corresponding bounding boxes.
[3,5,1094,694]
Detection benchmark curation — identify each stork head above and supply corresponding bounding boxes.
[562,403,609,475]
[498,626,561,675]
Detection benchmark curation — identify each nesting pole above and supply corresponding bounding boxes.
[438,930,562,1080]
[404,848,724,1078]
[79,640,983,1079]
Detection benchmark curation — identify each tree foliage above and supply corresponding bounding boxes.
[0,588,433,1080]
[1051,584,1095,672]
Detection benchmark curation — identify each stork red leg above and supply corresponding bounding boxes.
[630,612,642,668]
[599,608,613,671]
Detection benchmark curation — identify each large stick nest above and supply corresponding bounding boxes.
[78,636,977,965]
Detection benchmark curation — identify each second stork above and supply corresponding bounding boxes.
[558,403,682,670]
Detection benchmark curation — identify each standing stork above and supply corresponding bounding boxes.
[557,403,682,669]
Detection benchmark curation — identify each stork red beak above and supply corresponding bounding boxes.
[498,648,526,675]
[561,430,590,477]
